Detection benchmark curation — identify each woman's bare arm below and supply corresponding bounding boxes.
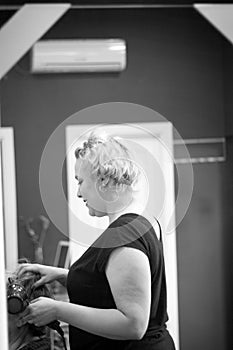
[55,247,151,340]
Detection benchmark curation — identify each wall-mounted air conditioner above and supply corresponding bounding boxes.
[31,39,127,73]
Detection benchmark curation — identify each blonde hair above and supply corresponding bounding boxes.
[75,129,139,191]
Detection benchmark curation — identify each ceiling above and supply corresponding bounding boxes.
[0,0,233,7]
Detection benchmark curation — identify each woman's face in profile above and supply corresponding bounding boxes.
[75,158,108,217]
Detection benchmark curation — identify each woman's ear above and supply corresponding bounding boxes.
[96,177,108,193]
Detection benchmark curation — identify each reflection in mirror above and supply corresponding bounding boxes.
[1,3,232,350]
[7,271,52,350]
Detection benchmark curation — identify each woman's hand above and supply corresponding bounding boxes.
[17,297,58,328]
[17,263,62,288]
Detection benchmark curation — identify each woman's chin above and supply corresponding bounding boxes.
[88,206,106,217]
[88,207,96,216]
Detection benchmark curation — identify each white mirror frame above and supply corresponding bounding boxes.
[0,128,18,272]
[0,128,18,350]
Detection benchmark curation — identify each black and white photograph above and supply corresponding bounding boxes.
[0,1,232,350]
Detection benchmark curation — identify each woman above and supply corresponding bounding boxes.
[17,129,175,349]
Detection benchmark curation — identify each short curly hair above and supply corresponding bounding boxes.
[75,129,139,191]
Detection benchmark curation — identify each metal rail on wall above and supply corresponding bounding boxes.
[174,137,226,164]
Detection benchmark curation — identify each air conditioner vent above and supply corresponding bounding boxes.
[31,39,127,73]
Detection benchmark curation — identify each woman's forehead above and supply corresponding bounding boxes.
[75,158,90,178]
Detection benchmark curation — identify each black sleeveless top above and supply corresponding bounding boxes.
[67,214,171,350]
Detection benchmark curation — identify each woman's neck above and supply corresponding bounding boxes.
[108,199,145,224]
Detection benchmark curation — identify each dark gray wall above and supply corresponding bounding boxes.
[1,7,232,350]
